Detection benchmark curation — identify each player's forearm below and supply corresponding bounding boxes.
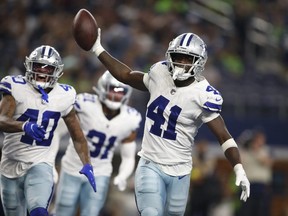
[224,148,242,167]
[73,140,91,165]
[98,52,132,83]
[0,94,22,132]
[221,138,242,167]
[0,116,24,133]
[118,141,137,179]
[119,158,135,179]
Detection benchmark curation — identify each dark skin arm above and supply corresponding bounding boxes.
[63,108,91,165]
[98,52,147,91]
[0,94,25,132]
[206,115,241,167]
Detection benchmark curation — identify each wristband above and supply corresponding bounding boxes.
[22,121,27,131]
[234,163,244,172]
[94,46,105,56]
[221,138,238,152]
[91,28,105,56]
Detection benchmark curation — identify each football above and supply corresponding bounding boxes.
[72,9,98,51]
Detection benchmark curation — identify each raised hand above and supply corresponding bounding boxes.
[79,163,97,192]
[90,28,105,56]
[22,122,46,142]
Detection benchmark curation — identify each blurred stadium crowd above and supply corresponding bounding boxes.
[0,0,287,145]
[0,0,288,216]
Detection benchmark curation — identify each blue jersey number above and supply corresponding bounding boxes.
[87,129,117,159]
[59,84,72,91]
[12,76,26,84]
[147,95,182,140]
[206,85,220,95]
[17,109,61,146]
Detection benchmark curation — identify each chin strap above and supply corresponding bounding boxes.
[172,66,182,80]
[172,66,194,81]
[38,85,49,104]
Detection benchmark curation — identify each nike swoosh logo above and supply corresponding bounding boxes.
[216,97,221,102]
[178,175,186,180]
[145,160,150,165]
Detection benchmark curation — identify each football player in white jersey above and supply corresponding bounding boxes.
[0,45,96,216]
[54,71,142,216]
[89,29,251,216]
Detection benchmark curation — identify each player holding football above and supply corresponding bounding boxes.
[88,29,251,216]
[54,71,142,216]
[0,45,96,216]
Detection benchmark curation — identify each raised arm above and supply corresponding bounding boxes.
[91,29,147,91]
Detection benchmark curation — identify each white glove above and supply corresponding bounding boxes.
[113,141,136,191]
[113,175,127,191]
[91,28,105,56]
[234,163,250,202]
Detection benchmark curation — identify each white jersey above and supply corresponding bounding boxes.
[0,75,76,178]
[139,61,223,176]
[61,93,142,177]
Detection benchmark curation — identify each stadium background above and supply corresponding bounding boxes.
[0,0,287,215]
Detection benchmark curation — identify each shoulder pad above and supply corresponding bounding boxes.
[202,85,223,113]
[78,93,97,102]
[0,76,13,94]
[148,61,168,74]
[124,106,142,128]
[58,84,75,92]
[75,93,97,111]
[0,75,27,95]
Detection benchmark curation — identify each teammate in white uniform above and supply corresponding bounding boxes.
[0,45,96,216]
[54,71,142,216]
[89,29,251,216]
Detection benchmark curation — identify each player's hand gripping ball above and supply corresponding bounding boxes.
[72,9,98,51]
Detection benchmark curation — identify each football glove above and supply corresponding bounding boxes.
[113,175,127,191]
[22,121,46,142]
[234,164,250,202]
[79,163,97,192]
[113,141,136,191]
[91,28,105,56]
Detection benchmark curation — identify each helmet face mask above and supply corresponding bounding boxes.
[24,45,64,89]
[166,33,208,81]
[93,71,132,110]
